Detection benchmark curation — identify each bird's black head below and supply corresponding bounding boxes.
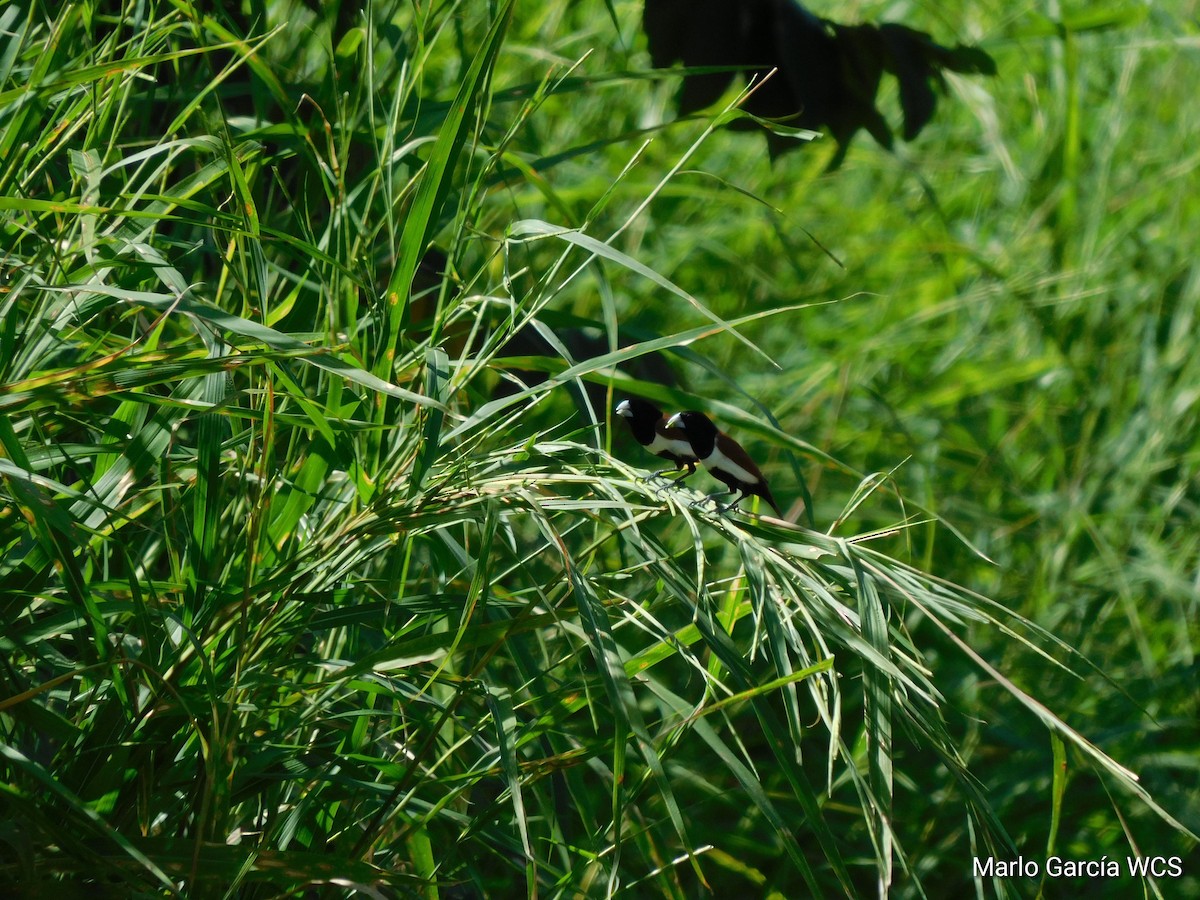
[615,397,663,423]
[666,410,716,439]
[616,398,666,446]
[666,410,718,455]
[619,400,667,427]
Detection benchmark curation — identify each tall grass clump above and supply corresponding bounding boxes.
[1,1,1196,897]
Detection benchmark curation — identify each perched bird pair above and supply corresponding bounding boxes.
[615,398,781,517]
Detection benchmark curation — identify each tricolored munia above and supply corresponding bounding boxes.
[666,410,782,517]
[615,398,698,482]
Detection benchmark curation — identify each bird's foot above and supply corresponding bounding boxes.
[714,494,748,515]
[650,481,675,499]
[690,491,732,512]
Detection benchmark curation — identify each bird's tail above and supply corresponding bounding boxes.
[762,488,784,520]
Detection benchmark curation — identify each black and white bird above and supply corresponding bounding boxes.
[666,410,782,517]
[615,398,698,482]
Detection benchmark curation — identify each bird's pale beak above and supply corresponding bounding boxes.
[666,412,683,428]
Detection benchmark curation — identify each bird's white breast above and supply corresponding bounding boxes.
[704,445,758,484]
[647,432,693,458]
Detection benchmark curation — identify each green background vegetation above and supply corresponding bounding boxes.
[2,0,1197,896]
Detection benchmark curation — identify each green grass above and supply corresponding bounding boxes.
[2,0,1197,897]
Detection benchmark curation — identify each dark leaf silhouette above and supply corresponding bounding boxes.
[644,0,995,167]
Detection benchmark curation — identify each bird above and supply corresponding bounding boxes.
[615,398,698,482]
[666,410,782,517]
